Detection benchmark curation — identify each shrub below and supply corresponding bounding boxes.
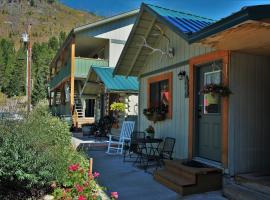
[0,103,86,197]
[53,163,102,200]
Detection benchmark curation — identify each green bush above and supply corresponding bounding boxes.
[0,103,86,196]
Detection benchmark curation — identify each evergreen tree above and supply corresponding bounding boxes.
[0,32,63,104]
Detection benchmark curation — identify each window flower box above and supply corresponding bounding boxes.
[143,106,168,123]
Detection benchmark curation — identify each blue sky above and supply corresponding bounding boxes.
[61,0,270,20]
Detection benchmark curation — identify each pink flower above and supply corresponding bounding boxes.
[93,171,100,178]
[78,195,86,200]
[75,184,84,193]
[88,171,93,179]
[111,192,118,199]
[68,163,79,171]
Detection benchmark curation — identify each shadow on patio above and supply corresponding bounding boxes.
[85,149,227,200]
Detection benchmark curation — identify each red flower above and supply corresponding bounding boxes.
[75,184,84,193]
[93,171,100,178]
[68,163,79,171]
[78,195,86,200]
[65,188,71,193]
[111,192,118,199]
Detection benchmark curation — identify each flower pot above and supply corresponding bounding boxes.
[112,123,119,129]
[147,132,155,138]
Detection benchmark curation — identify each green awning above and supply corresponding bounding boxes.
[92,66,138,92]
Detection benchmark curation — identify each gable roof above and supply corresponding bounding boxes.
[91,66,138,92]
[50,9,139,71]
[113,3,214,77]
[145,4,214,40]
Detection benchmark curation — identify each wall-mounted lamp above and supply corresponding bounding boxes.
[178,70,187,80]
[178,70,189,98]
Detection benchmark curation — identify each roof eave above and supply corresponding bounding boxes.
[49,30,74,70]
[113,5,145,76]
[113,3,190,77]
[189,5,270,43]
[142,3,190,42]
[74,9,139,34]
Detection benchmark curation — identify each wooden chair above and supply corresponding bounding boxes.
[106,121,135,155]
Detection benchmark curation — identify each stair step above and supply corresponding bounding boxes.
[223,184,270,200]
[236,174,270,196]
[155,169,195,187]
[155,160,222,196]
[165,163,196,182]
[164,160,222,175]
[154,170,194,194]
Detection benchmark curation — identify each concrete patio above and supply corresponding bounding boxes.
[86,149,228,200]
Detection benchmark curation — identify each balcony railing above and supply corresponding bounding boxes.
[49,57,109,90]
[49,61,71,90]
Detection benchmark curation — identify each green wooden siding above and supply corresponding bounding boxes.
[75,57,109,78]
[49,58,109,90]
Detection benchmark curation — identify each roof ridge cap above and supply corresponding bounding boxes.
[145,3,215,21]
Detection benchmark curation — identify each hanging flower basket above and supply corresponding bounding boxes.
[200,83,231,97]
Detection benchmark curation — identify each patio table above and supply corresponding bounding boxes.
[134,137,163,172]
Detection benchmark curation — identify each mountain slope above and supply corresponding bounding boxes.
[0,0,101,47]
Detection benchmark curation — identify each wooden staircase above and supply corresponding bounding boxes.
[154,160,222,196]
[74,92,84,118]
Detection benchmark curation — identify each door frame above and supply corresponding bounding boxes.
[188,50,230,168]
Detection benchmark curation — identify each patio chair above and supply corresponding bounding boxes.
[123,131,146,162]
[106,121,135,154]
[145,137,176,171]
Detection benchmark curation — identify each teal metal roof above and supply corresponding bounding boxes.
[75,57,109,78]
[92,66,138,92]
[141,3,214,41]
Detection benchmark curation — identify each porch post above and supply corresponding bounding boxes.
[70,38,75,113]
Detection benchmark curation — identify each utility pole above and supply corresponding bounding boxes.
[22,24,32,115]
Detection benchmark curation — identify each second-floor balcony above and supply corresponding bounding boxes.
[49,57,109,90]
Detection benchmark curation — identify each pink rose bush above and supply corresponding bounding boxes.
[111,192,119,199]
[53,163,103,200]
[53,162,118,200]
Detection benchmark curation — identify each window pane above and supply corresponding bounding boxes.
[150,82,160,108]
[85,99,95,117]
[160,80,169,110]
[149,79,169,111]
[203,70,221,114]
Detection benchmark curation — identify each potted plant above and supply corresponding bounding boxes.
[200,83,231,97]
[110,102,126,128]
[145,125,155,138]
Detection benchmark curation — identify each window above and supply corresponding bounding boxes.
[85,99,95,117]
[147,72,172,118]
[203,70,221,114]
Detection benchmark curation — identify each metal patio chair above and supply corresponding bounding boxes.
[145,137,176,171]
[123,131,146,162]
[106,121,135,154]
